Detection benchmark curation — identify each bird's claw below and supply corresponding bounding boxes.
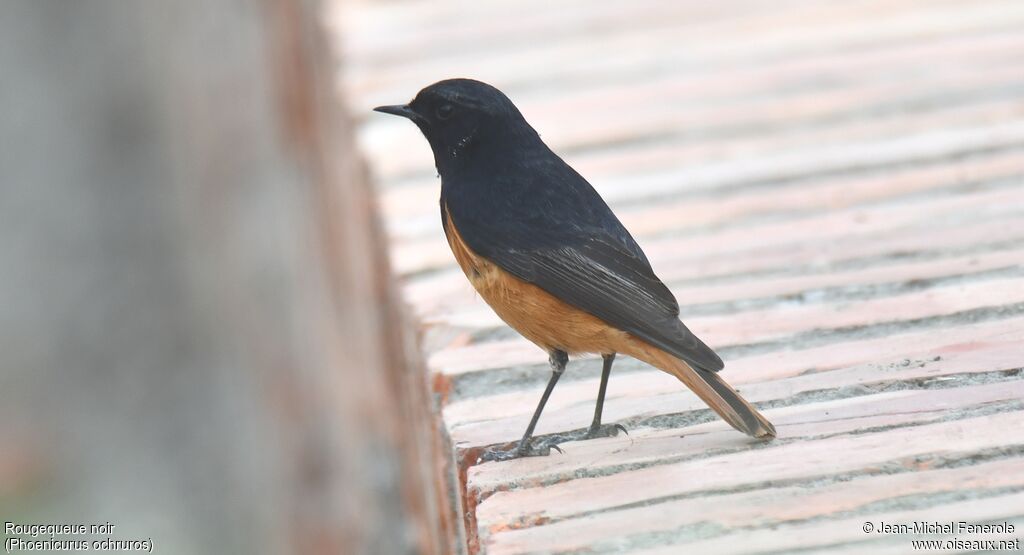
[585,422,629,440]
[477,423,626,463]
[478,439,558,463]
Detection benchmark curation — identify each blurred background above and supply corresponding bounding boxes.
[2,1,449,554]
[3,0,1024,554]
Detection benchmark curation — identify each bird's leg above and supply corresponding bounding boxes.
[531,354,627,452]
[585,353,628,439]
[479,350,568,462]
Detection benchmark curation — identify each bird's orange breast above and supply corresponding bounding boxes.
[442,204,630,355]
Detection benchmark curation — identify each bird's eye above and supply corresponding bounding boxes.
[436,104,454,120]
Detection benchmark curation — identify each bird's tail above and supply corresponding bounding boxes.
[627,342,776,439]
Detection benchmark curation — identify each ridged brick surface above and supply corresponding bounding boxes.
[335,1,1024,552]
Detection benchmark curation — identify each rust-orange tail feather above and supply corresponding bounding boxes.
[626,341,776,439]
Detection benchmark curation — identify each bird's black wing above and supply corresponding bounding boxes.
[443,159,724,373]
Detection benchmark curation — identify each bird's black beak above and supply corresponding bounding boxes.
[373,104,425,124]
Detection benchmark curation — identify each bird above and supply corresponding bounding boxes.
[375,78,775,462]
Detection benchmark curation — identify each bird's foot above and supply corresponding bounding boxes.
[478,424,628,463]
[478,439,562,463]
[585,422,629,440]
[531,423,628,452]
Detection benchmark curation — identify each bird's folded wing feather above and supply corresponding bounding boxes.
[449,209,724,373]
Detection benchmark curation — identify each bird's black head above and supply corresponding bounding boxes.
[374,78,540,175]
